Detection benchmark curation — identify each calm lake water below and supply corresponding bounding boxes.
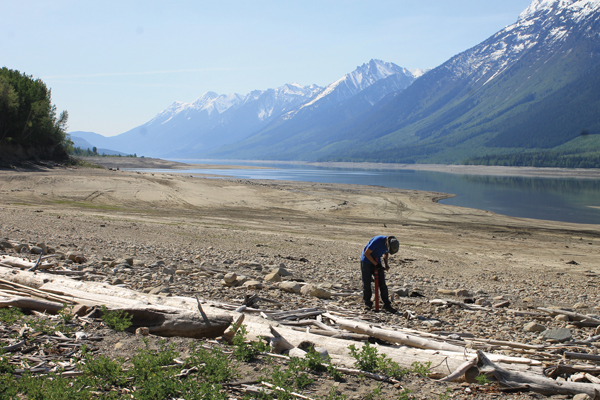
[135,160,600,225]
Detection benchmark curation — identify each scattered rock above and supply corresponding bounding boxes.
[423,319,442,328]
[454,289,470,297]
[148,285,170,295]
[436,289,455,296]
[555,314,570,322]
[523,322,545,332]
[136,327,150,336]
[541,328,572,343]
[243,280,263,290]
[66,251,87,263]
[279,281,301,293]
[264,272,282,283]
[223,272,237,284]
[475,298,492,307]
[13,243,29,253]
[573,393,591,400]
[493,301,510,308]
[301,284,332,299]
[30,246,44,254]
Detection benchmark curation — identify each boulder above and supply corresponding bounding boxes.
[301,284,332,299]
[66,251,87,263]
[244,280,263,290]
[264,272,282,283]
[12,243,29,253]
[279,281,301,294]
[30,246,44,255]
[224,272,237,284]
[235,275,249,286]
[541,328,572,343]
[523,322,546,332]
[475,298,492,307]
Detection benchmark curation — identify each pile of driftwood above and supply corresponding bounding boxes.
[1,256,600,397]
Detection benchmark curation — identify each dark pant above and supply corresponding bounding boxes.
[361,260,391,307]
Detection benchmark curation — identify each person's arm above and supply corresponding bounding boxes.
[382,252,390,271]
[364,248,378,266]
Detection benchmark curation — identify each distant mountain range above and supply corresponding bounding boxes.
[71,0,600,165]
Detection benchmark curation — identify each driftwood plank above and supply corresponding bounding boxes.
[477,350,600,397]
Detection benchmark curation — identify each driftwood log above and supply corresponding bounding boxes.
[0,296,64,313]
[101,307,232,339]
[0,255,55,270]
[324,312,466,353]
[0,266,232,339]
[239,314,477,377]
[477,350,600,397]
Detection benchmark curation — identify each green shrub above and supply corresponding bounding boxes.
[232,325,268,362]
[410,361,431,377]
[100,305,133,332]
[0,307,24,324]
[348,342,408,379]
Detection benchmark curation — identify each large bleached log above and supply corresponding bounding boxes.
[0,266,232,339]
[477,350,600,397]
[239,314,476,378]
[103,307,232,339]
[324,313,542,367]
[324,312,466,353]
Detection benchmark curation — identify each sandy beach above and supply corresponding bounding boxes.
[1,158,600,398]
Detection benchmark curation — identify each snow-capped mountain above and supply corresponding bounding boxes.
[208,60,420,160]
[72,59,417,158]
[442,0,600,86]
[301,0,600,163]
[297,59,415,112]
[77,83,323,158]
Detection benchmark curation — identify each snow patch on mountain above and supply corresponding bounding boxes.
[443,0,600,86]
[299,59,411,110]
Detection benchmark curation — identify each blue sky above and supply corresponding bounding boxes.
[2,0,533,137]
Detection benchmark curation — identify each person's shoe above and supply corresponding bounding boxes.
[383,304,397,313]
[363,304,372,311]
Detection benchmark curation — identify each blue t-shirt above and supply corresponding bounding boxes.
[361,235,388,264]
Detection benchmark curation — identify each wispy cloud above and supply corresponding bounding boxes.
[43,68,236,79]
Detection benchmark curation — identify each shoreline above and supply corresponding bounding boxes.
[168,158,600,179]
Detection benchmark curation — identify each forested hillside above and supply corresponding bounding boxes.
[0,68,70,165]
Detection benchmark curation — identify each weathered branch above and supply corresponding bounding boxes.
[477,350,600,397]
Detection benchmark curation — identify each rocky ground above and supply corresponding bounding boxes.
[1,159,599,399]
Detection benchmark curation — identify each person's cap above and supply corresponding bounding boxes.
[387,236,399,254]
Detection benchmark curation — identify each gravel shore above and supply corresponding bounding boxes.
[1,159,599,399]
